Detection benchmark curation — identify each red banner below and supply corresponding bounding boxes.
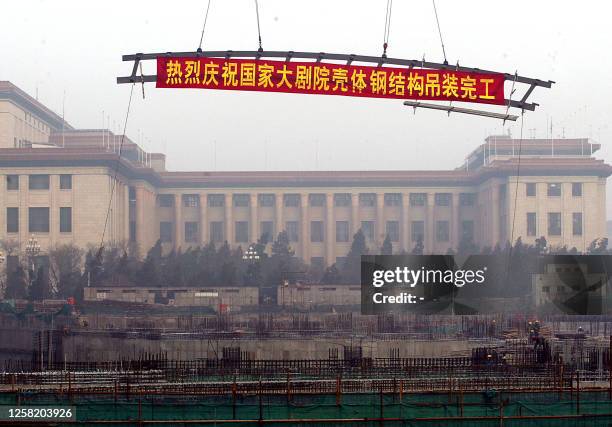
[157,57,505,105]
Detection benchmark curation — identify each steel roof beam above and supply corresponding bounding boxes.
[404,101,519,121]
[117,50,554,111]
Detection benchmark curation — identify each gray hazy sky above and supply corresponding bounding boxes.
[2,1,611,177]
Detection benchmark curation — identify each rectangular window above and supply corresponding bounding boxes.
[208,194,225,207]
[59,174,72,190]
[527,212,537,236]
[361,221,374,241]
[526,183,536,197]
[129,186,136,202]
[6,207,18,233]
[336,221,349,242]
[436,221,450,242]
[6,175,19,190]
[258,193,275,207]
[409,193,427,206]
[359,193,376,207]
[384,193,402,207]
[235,221,249,242]
[185,221,198,242]
[160,222,173,242]
[284,193,300,207]
[547,183,561,197]
[233,194,250,207]
[411,221,425,241]
[435,193,451,206]
[286,221,299,242]
[386,220,400,242]
[309,193,326,207]
[459,193,476,206]
[572,183,582,197]
[210,221,224,242]
[334,193,351,207]
[29,207,49,232]
[572,212,583,236]
[311,221,324,242]
[59,207,72,233]
[260,221,274,240]
[461,220,474,242]
[158,194,175,207]
[548,212,562,236]
[183,194,200,207]
[29,174,49,190]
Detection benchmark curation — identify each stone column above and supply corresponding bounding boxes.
[301,193,309,262]
[19,175,28,248]
[123,183,129,243]
[275,192,284,236]
[491,184,500,247]
[49,175,57,247]
[174,193,182,249]
[426,192,435,253]
[224,193,233,244]
[135,186,146,252]
[562,182,571,246]
[325,193,334,266]
[452,192,460,250]
[376,192,385,247]
[199,193,208,244]
[598,180,607,241]
[401,192,410,252]
[351,193,359,238]
[537,182,546,242]
[250,193,258,243]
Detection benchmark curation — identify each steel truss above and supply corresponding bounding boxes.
[117,50,553,114]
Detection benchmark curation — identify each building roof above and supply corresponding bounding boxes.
[0,81,73,131]
[464,136,601,171]
[1,147,610,189]
[49,129,137,148]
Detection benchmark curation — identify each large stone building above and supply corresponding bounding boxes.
[0,81,610,267]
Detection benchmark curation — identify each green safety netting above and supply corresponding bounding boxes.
[1,391,612,426]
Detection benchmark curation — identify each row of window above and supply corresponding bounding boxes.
[159,219,476,244]
[6,174,72,191]
[161,212,584,244]
[6,207,72,233]
[158,192,479,208]
[3,176,584,200]
[526,212,582,236]
[526,182,582,197]
[24,112,50,133]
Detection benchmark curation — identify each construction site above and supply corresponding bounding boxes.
[3,0,612,425]
[1,304,612,425]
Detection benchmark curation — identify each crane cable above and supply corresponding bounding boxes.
[509,109,526,246]
[432,0,447,64]
[382,0,393,57]
[98,82,136,261]
[197,0,213,52]
[255,0,263,52]
[504,109,525,284]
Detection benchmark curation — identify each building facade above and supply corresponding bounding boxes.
[0,82,610,268]
[0,81,71,148]
[84,286,258,311]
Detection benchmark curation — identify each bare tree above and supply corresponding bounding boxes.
[0,238,19,256]
[49,243,84,298]
[0,239,19,297]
